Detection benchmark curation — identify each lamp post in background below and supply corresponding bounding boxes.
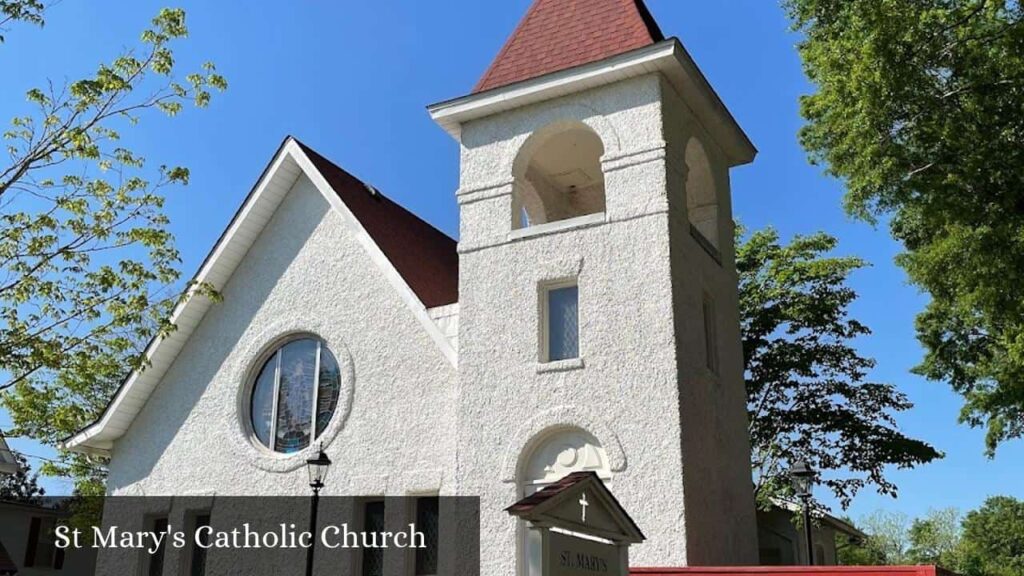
[790,460,815,566]
[305,445,332,576]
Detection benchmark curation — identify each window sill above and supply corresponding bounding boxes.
[689,224,722,266]
[509,212,606,242]
[536,357,585,374]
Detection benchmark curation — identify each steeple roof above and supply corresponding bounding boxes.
[474,0,664,93]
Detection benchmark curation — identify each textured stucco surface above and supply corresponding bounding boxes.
[107,175,458,499]
[103,71,758,575]
[661,75,760,565]
[454,74,757,574]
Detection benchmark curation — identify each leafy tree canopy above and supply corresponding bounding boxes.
[0,452,45,503]
[0,0,44,43]
[739,227,940,509]
[959,496,1024,576]
[859,509,914,565]
[784,0,1024,454]
[908,507,964,567]
[844,499,1024,576]
[0,4,225,494]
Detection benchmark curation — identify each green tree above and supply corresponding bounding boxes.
[839,509,964,567]
[0,5,225,493]
[0,0,44,43]
[837,538,888,566]
[783,0,1024,454]
[860,509,913,564]
[908,508,963,567]
[836,516,888,566]
[739,228,941,509]
[959,496,1024,576]
[0,452,45,503]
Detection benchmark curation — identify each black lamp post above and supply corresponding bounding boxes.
[789,460,815,566]
[305,445,331,576]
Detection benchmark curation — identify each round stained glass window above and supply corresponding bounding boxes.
[250,338,342,453]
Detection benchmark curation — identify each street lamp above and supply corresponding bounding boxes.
[790,460,815,566]
[305,445,332,576]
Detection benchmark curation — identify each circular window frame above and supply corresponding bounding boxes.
[233,318,354,473]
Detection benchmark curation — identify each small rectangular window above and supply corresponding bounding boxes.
[703,295,719,374]
[362,501,385,576]
[544,284,579,362]
[414,497,439,575]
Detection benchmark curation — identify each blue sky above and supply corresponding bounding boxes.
[2,0,1021,522]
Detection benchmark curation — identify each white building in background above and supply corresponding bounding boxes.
[0,432,19,476]
[0,501,97,576]
[65,0,764,574]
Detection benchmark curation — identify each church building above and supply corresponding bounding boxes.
[65,0,763,573]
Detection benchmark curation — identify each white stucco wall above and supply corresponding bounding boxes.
[661,75,760,565]
[428,303,460,352]
[107,174,458,499]
[453,73,757,575]
[101,68,758,576]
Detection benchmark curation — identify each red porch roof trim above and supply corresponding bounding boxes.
[631,567,959,576]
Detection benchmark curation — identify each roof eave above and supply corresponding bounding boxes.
[428,38,756,167]
[64,137,459,455]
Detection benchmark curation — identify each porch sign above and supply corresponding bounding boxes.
[546,530,622,576]
[505,471,645,576]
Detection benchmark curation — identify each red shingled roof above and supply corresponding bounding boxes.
[296,141,459,308]
[474,0,665,93]
[505,470,595,514]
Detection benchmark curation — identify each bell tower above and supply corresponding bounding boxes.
[429,0,759,572]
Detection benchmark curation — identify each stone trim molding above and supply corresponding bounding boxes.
[534,255,585,283]
[508,212,607,243]
[457,179,515,205]
[602,141,668,173]
[500,405,627,483]
[535,357,585,374]
[230,315,355,473]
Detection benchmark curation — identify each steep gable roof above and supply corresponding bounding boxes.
[474,0,664,93]
[64,137,458,454]
[296,142,458,308]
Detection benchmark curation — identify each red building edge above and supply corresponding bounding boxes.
[632,567,959,576]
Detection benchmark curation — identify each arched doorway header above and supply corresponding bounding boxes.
[501,405,627,483]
